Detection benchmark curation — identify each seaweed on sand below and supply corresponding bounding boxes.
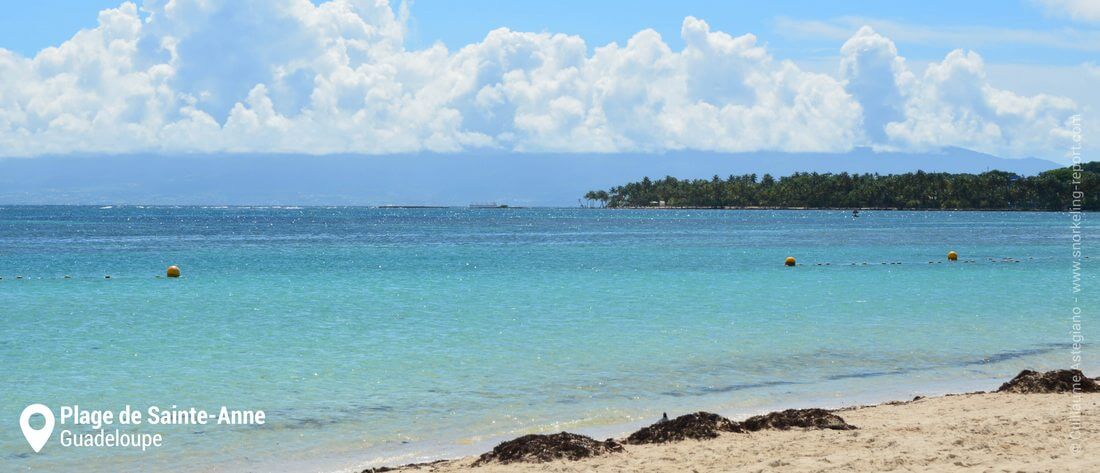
[473,432,623,465]
[740,408,856,431]
[625,411,742,444]
[997,369,1099,394]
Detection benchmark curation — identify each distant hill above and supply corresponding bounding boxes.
[0,148,1063,206]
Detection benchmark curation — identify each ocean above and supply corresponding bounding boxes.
[0,206,1094,471]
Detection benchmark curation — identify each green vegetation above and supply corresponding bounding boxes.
[584,162,1099,210]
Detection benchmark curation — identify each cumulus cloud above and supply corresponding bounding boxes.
[0,0,1080,158]
[839,26,912,142]
[839,26,1077,156]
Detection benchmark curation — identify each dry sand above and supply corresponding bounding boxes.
[387,392,1098,472]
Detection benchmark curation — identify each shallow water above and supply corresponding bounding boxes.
[0,207,1094,471]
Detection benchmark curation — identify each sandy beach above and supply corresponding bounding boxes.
[382,390,1097,472]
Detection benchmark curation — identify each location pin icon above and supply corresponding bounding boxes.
[20,404,55,453]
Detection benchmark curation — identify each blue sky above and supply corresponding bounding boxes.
[0,0,1094,161]
[405,0,1096,65]
[1,0,1092,63]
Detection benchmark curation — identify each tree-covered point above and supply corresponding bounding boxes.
[584,162,1099,210]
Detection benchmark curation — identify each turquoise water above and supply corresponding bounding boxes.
[1,206,1095,471]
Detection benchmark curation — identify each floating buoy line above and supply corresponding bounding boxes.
[0,265,186,280]
[0,256,1084,280]
[777,252,1070,267]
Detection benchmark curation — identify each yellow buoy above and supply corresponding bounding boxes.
[166,265,181,278]
[947,251,958,261]
[785,256,796,267]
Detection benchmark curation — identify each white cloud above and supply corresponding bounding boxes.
[1036,0,1100,23]
[838,27,1078,156]
[0,1,1082,158]
[839,26,913,142]
[885,49,1077,156]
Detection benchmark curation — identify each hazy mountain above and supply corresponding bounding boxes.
[0,148,1062,206]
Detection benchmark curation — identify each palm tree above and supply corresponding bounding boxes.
[585,162,1097,210]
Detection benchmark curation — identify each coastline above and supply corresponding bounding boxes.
[348,377,1098,473]
[377,391,1098,472]
[333,368,1098,473]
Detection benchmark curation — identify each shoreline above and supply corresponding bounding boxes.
[356,375,1098,472]
[334,369,1097,473]
[398,391,1097,472]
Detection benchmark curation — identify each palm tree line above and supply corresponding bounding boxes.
[583,162,1099,210]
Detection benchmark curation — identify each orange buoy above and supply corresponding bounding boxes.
[166,265,181,278]
[785,256,796,267]
[947,251,958,261]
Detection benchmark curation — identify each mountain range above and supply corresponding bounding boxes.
[0,148,1062,206]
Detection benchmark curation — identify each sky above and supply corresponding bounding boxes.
[0,0,1095,162]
